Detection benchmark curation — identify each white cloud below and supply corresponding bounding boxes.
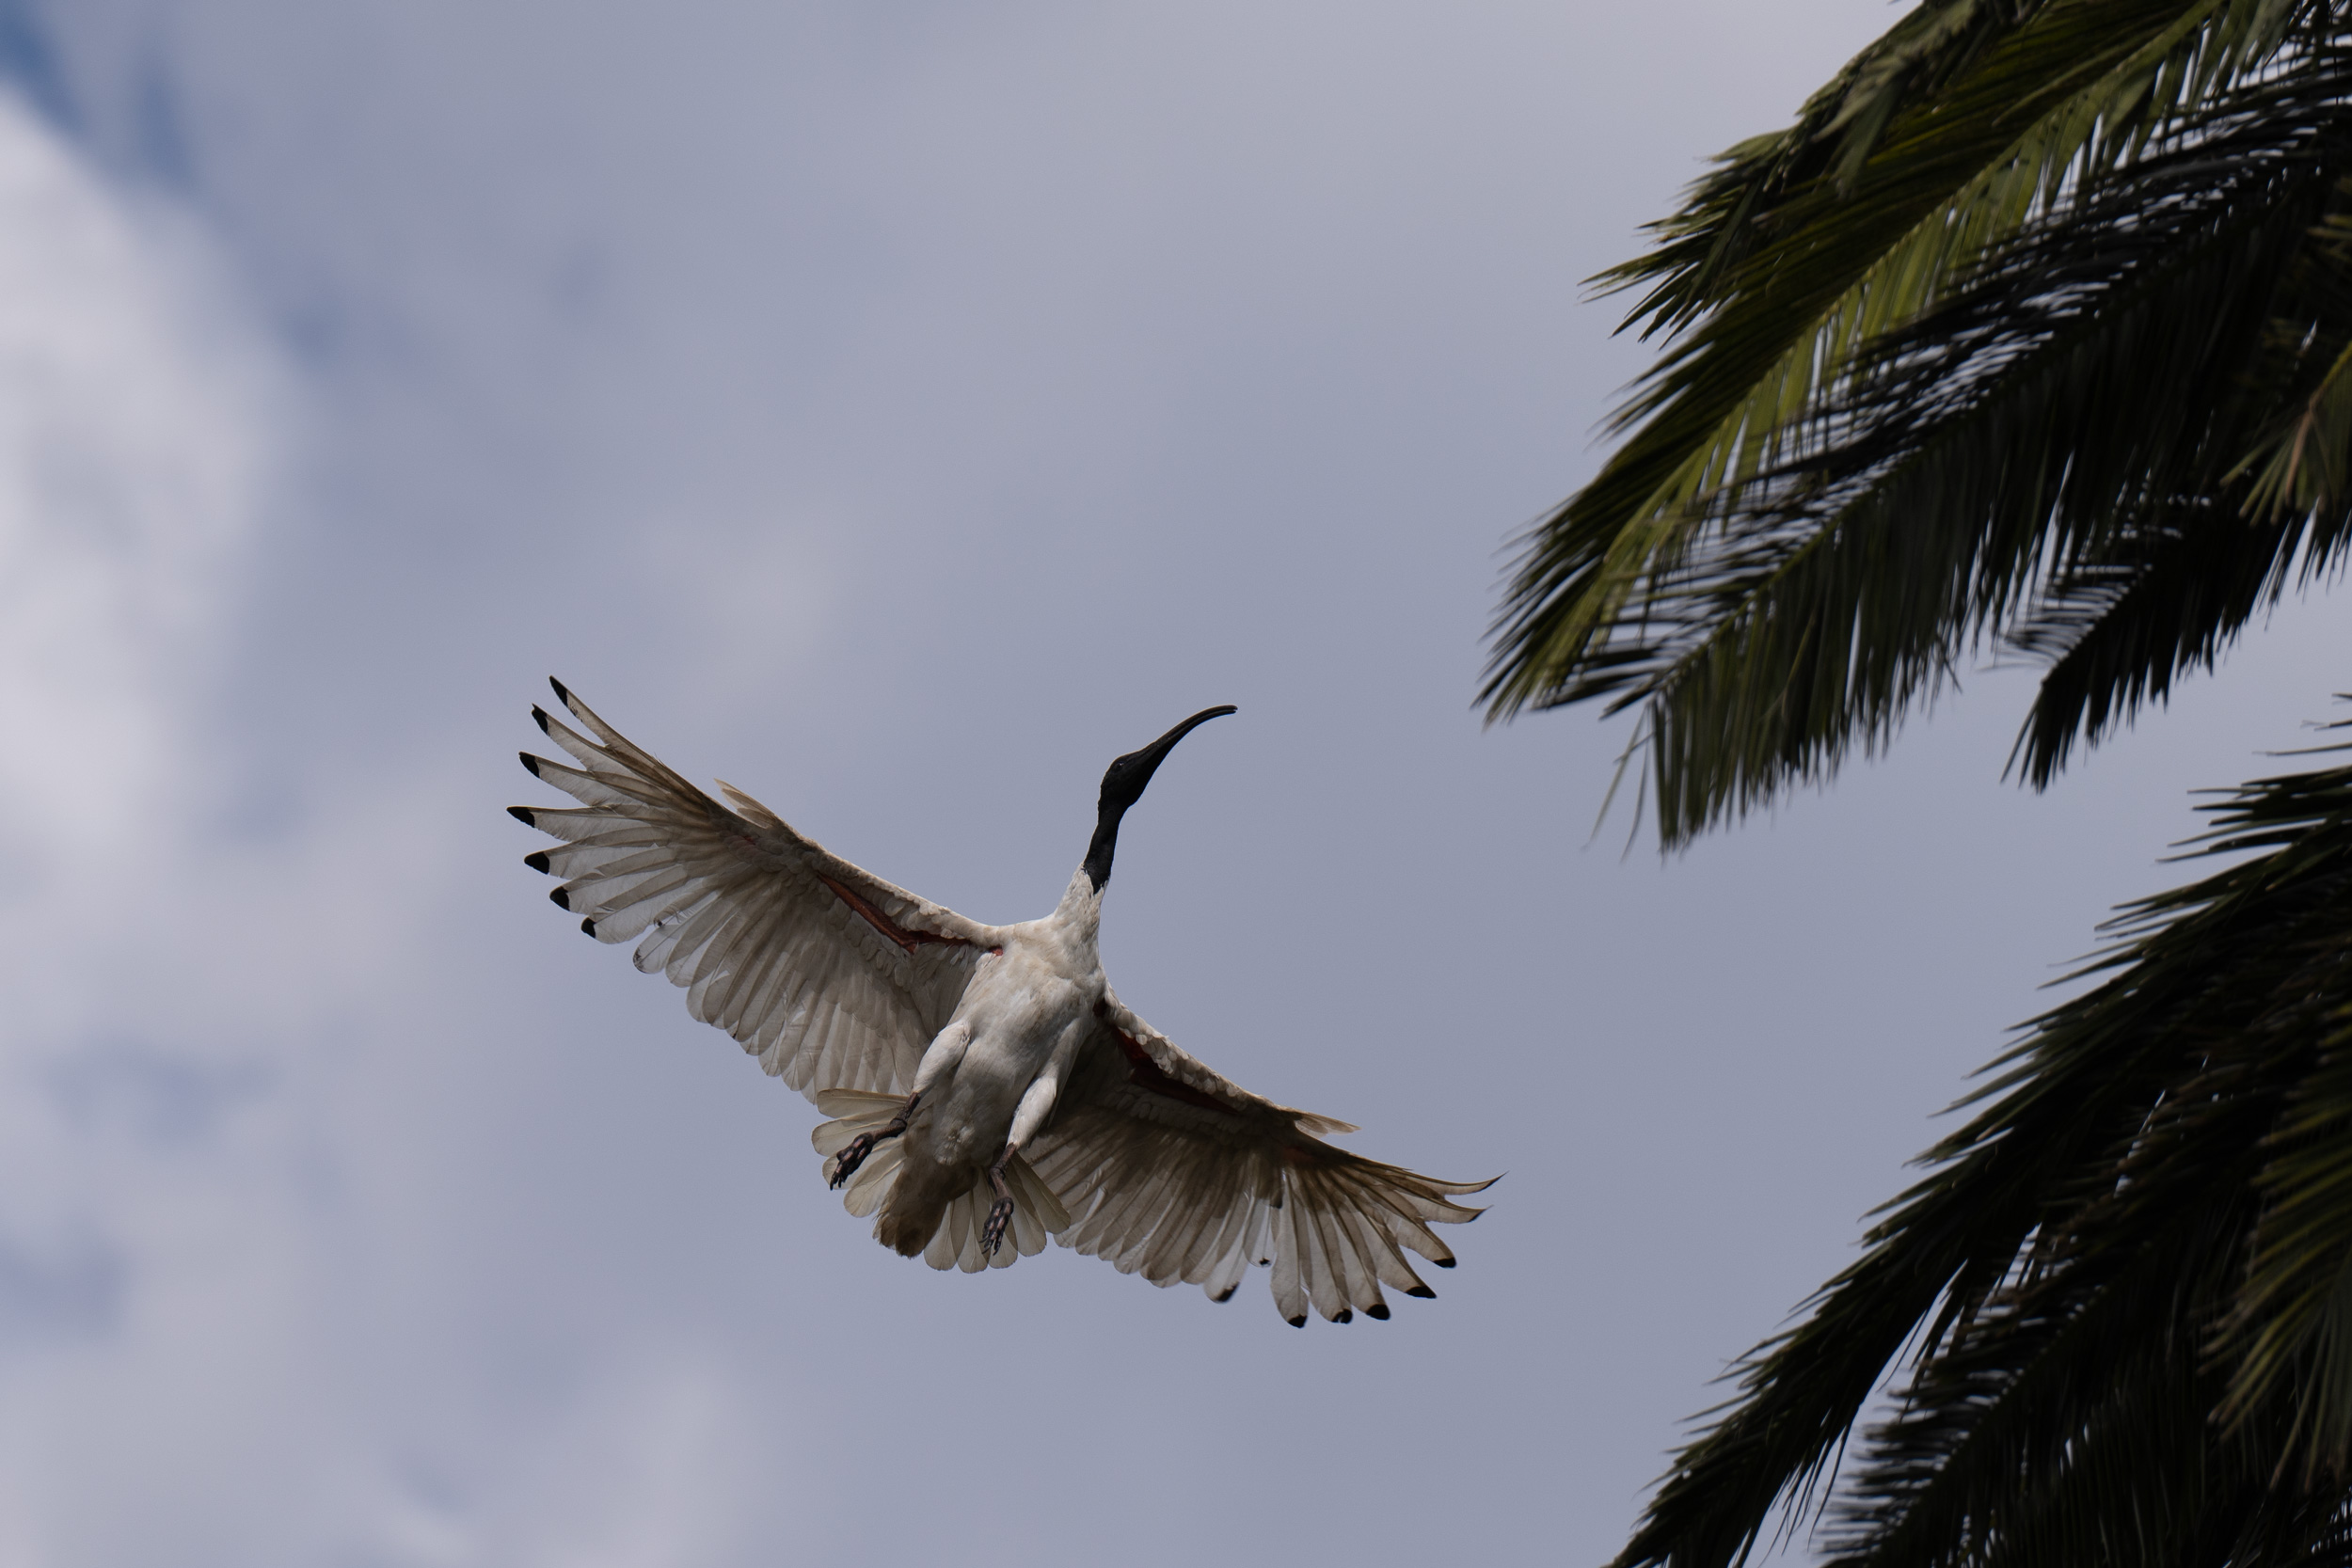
[0,87,432,1566]
[0,69,282,1298]
[0,91,804,1563]
[0,87,266,860]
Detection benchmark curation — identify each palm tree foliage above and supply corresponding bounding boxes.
[1487,0,2352,846]
[1511,3,2352,1565]
[1616,743,2352,1568]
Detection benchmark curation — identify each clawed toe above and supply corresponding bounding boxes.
[829,1133,876,1189]
[980,1196,1015,1257]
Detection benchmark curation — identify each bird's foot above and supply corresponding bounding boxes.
[828,1107,914,1189]
[980,1196,1015,1257]
[828,1134,878,1189]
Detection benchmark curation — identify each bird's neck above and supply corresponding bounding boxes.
[1059,798,1127,931]
[1078,800,1126,895]
[1052,863,1106,934]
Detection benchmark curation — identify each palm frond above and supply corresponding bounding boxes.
[1489,0,2350,844]
[1622,71,2352,832]
[1615,736,2352,1568]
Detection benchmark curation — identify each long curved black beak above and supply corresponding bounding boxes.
[1135,705,1237,769]
[1083,705,1237,890]
[1115,705,1236,801]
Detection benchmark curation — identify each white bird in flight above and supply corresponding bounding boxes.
[510,681,1490,1324]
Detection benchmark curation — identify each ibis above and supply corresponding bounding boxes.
[509,681,1490,1323]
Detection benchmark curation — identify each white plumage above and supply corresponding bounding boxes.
[510,680,1490,1324]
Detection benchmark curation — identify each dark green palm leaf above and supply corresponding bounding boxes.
[1628,71,2352,834]
[1488,0,2349,844]
[1615,742,2352,1568]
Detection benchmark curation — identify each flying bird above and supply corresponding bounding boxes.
[508,681,1490,1323]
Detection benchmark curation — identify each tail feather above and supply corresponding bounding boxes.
[1009,1194,1045,1258]
[817,1095,1066,1268]
[842,1141,904,1217]
[878,1153,961,1259]
[876,1158,1065,1267]
[935,1183,1021,1273]
[810,1090,903,1158]
[1008,1155,1072,1233]
[943,1187,974,1270]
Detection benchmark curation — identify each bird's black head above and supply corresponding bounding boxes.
[1082,705,1235,890]
[1099,705,1236,813]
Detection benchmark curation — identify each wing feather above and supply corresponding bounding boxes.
[1145,1161,1233,1284]
[716,911,800,1035]
[1028,992,1491,1323]
[1204,1212,1255,1302]
[1269,1201,1310,1325]
[509,681,1002,1101]
[1299,1189,1355,1322]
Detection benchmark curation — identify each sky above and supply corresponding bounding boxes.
[7,4,2352,1565]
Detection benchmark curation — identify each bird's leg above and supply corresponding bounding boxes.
[827,1095,918,1189]
[980,1022,1085,1256]
[833,1021,969,1191]
[832,1021,973,1189]
[980,1148,1018,1257]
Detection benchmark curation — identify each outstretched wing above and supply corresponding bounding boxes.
[1028,991,1492,1324]
[509,680,1002,1099]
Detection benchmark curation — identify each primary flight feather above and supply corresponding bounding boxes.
[509,680,1490,1323]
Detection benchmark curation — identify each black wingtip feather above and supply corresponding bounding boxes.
[548,676,571,705]
[1286,1314,1307,1328]
[1334,1309,1353,1324]
[524,851,550,874]
[1212,1286,1236,1304]
[549,887,570,911]
[532,705,551,734]
[580,917,596,937]
[1406,1285,1437,1299]
[1365,1303,1390,1320]
[1435,1258,1454,1268]
[519,752,541,776]
[507,806,535,826]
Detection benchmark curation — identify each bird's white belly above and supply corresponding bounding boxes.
[925,949,1090,1166]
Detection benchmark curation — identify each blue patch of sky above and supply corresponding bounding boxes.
[49,1039,274,1149]
[0,2,199,188]
[129,53,192,186]
[0,1229,123,1347]
[0,0,72,133]
[274,293,358,371]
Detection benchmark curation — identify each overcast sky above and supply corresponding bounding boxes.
[7,4,2352,1565]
